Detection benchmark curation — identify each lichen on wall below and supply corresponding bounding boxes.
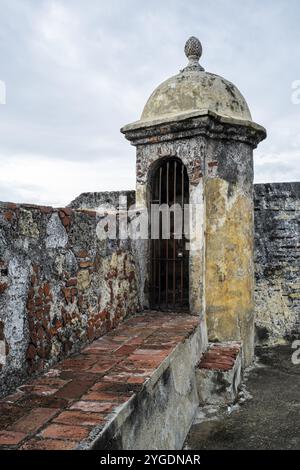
[205,178,254,364]
[254,183,300,345]
[203,135,255,366]
[0,202,140,397]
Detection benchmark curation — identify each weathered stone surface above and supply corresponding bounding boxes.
[205,155,255,365]
[69,191,135,212]
[185,345,300,450]
[0,312,203,450]
[21,438,77,450]
[46,213,68,249]
[123,90,265,368]
[141,71,252,123]
[79,315,203,450]
[196,342,242,405]
[254,183,300,344]
[0,202,140,397]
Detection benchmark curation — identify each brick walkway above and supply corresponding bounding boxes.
[0,312,198,450]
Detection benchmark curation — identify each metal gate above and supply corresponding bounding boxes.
[150,158,189,311]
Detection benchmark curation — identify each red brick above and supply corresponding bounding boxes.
[76,250,89,258]
[9,408,59,434]
[43,283,51,297]
[32,264,39,274]
[2,391,24,404]
[33,377,69,389]
[62,216,71,227]
[133,348,166,356]
[18,395,69,410]
[108,334,130,343]
[0,282,8,294]
[53,410,105,427]
[59,208,73,217]
[40,206,53,214]
[55,379,95,399]
[58,356,97,371]
[0,311,199,448]
[6,202,17,210]
[200,352,235,363]
[19,384,59,396]
[114,361,150,375]
[62,287,72,303]
[79,261,94,269]
[114,344,138,356]
[0,430,26,446]
[4,211,14,222]
[0,403,28,429]
[87,325,95,341]
[40,423,90,441]
[90,381,134,395]
[125,337,145,346]
[89,361,118,374]
[127,375,147,384]
[21,438,77,450]
[102,373,130,383]
[26,344,37,360]
[79,209,96,217]
[80,391,129,403]
[127,354,162,367]
[83,342,118,353]
[70,401,115,413]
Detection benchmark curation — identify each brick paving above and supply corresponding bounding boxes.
[0,311,198,450]
[198,342,241,371]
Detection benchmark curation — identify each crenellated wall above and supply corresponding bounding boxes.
[254,183,300,344]
[0,202,140,397]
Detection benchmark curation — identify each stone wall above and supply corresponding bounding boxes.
[0,202,140,397]
[254,183,300,344]
[69,190,136,212]
[1,179,299,397]
[205,138,255,365]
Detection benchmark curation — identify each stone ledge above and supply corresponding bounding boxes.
[196,342,242,405]
[0,312,204,450]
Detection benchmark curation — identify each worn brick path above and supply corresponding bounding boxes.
[0,312,198,450]
[198,343,241,371]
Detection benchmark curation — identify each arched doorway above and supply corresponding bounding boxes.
[150,158,189,311]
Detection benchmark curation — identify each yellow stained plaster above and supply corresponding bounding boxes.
[205,178,254,364]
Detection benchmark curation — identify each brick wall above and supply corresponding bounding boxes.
[0,202,140,397]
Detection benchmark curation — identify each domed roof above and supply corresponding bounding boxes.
[141,37,252,123]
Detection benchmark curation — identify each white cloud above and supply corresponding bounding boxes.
[32,2,83,69]
[0,154,135,207]
[254,149,300,183]
[0,0,299,205]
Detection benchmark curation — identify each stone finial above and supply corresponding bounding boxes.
[182,36,204,72]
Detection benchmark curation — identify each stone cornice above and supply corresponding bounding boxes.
[121,109,266,148]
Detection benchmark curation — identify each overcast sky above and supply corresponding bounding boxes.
[0,0,299,206]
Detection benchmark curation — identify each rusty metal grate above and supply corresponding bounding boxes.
[150,158,189,311]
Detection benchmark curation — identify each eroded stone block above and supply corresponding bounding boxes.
[196,342,242,405]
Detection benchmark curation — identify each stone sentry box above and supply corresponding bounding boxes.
[122,37,266,365]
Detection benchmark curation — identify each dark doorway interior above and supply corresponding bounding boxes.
[150,158,189,311]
